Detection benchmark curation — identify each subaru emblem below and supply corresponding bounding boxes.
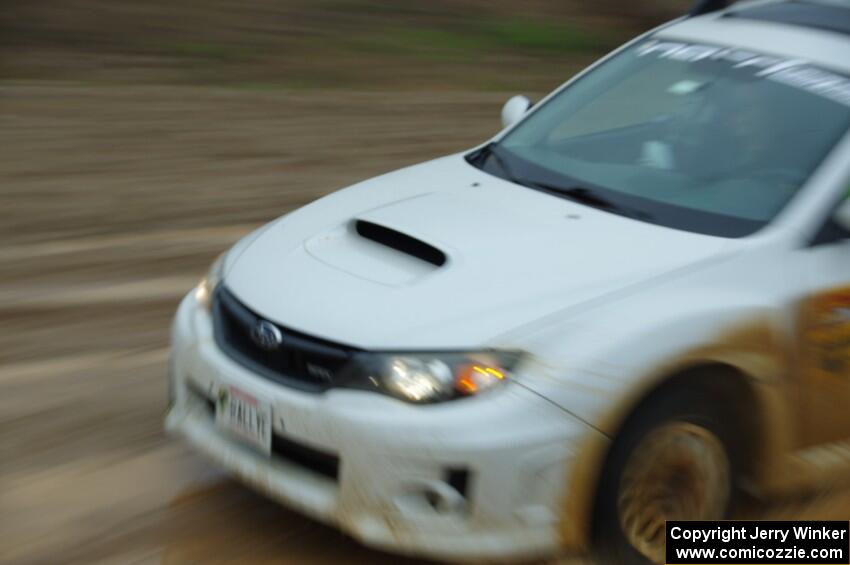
[251,320,283,351]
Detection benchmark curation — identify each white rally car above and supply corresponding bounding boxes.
[166,0,850,562]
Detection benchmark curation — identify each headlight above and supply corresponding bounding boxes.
[342,351,522,404]
[194,252,225,310]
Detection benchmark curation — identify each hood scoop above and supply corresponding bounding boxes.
[303,219,446,287]
[354,220,446,267]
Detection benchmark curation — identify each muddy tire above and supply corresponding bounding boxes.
[592,380,739,564]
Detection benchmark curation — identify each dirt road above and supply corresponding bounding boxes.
[2,85,848,565]
[1,85,504,564]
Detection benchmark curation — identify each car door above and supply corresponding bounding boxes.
[797,179,850,447]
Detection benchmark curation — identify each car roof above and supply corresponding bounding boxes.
[657,0,850,73]
[727,0,850,36]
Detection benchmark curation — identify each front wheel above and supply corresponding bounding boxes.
[593,383,738,563]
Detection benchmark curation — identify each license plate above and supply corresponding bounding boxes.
[216,385,272,455]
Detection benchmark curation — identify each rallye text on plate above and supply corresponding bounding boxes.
[215,385,272,455]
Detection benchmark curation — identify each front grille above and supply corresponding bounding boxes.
[273,434,339,480]
[212,286,359,392]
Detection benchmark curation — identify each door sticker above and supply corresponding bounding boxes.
[801,288,850,381]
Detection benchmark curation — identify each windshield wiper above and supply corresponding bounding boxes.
[524,182,653,221]
[469,144,653,221]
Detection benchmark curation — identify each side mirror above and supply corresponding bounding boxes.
[501,95,532,129]
[833,198,850,233]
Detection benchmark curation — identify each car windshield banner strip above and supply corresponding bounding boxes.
[667,520,850,564]
[637,40,850,107]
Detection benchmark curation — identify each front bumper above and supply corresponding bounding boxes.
[166,291,597,562]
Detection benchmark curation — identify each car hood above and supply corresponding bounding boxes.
[225,155,732,349]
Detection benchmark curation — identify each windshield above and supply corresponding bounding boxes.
[472,39,850,237]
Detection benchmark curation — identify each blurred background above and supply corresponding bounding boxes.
[2,1,847,564]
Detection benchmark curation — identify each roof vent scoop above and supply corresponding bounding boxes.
[354,220,447,267]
